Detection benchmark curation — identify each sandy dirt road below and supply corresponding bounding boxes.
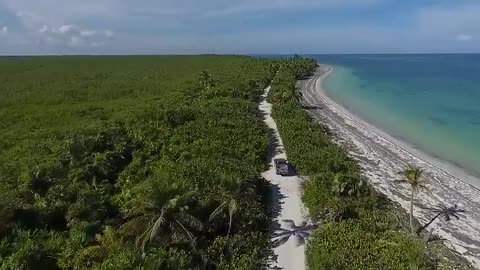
[259,86,311,270]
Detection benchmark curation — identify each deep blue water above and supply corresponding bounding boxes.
[308,54,480,178]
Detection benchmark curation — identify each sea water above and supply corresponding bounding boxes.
[311,54,480,183]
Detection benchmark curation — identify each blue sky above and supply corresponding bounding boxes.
[0,0,479,54]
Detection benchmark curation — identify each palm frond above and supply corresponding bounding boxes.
[177,190,198,204]
[399,164,427,190]
[209,201,227,221]
[175,219,196,245]
[146,208,166,247]
[178,212,203,231]
[228,199,237,219]
[227,199,238,235]
[120,214,150,238]
[139,225,153,254]
[282,219,296,229]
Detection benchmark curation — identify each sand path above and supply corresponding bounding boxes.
[259,86,309,270]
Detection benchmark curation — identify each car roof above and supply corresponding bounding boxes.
[274,158,287,163]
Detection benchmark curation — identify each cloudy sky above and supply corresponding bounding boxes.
[0,0,479,55]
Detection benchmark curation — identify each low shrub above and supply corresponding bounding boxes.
[307,221,433,270]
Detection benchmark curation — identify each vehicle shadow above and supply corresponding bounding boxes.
[283,163,298,177]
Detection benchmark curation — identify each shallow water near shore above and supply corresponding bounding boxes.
[312,54,480,186]
[300,67,480,268]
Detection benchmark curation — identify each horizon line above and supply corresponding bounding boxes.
[1,52,480,57]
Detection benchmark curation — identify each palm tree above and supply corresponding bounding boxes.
[417,204,465,235]
[138,190,203,254]
[397,164,426,235]
[207,176,245,236]
[208,196,237,236]
[121,179,203,255]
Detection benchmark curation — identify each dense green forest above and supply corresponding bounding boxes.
[269,59,438,269]
[0,56,280,269]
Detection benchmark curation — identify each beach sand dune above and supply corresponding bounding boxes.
[300,66,480,268]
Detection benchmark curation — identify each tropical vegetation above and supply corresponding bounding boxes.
[0,55,471,269]
[0,55,279,269]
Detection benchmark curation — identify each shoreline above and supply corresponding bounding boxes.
[300,65,480,268]
[320,66,480,193]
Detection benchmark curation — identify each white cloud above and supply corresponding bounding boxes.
[36,24,111,39]
[7,0,120,24]
[9,7,110,51]
[5,0,382,17]
[58,24,76,34]
[13,7,114,49]
[456,34,473,42]
[31,24,114,48]
[415,4,480,38]
[68,36,82,47]
[1,26,7,36]
[2,0,382,53]
[16,11,45,29]
[38,25,49,33]
[2,0,480,54]
[90,41,106,47]
[203,0,382,16]
[105,30,114,38]
[80,30,97,37]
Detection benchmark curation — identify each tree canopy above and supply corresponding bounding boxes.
[0,55,278,269]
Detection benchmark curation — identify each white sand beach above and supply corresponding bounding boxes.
[300,66,480,268]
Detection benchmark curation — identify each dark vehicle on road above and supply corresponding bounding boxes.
[274,158,289,176]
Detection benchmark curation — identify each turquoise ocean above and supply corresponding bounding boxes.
[310,54,480,181]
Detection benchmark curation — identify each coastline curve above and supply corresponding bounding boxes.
[300,65,480,268]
